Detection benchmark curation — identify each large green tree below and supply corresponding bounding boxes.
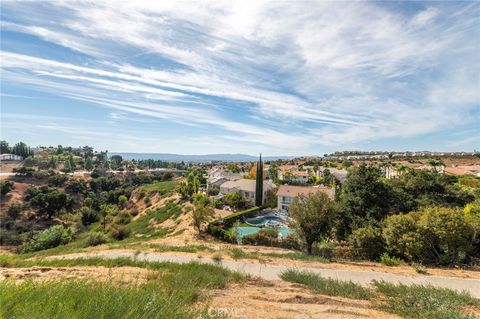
[387,169,473,213]
[339,164,393,236]
[289,192,337,255]
[0,140,10,154]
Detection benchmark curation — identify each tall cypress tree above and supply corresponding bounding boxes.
[255,154,263,206]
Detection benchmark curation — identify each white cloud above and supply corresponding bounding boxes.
[1,1,479,153]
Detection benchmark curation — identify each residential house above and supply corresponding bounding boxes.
[277,185,335,212]
[278,165,311,184]
[316,167,348,184]
[0,154,23,161]
[220,179,276,206]
[383,166,401,179]
[207,168,242,190]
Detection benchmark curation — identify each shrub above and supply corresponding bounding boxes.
[130,209,139,217]
[207,224,226,239]
[23,225,76,253]
[313,240,336,259]
[278,232,300,250]
[412,262,427,274]
[380,253,402,266]
[109,225,130,240]
[419,207,474,264]
[137,190,146,199]
[348,226,385,260]
[48,174,68,187]
[118,195,128,208]
[80,207,99,226]
[383,207,476,264]
[207,186,220,196]
[26,186,75,219]
[7,204,23,220]
[84,231,108,247]
[243,228,278,246]
[113,210,132,225]
[382,212,427,261]
[224,226,238,243]
[0,180,14,195]
[223,192,246,209]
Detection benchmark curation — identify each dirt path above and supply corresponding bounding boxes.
[209,279,399,319]
[50,251,480,298]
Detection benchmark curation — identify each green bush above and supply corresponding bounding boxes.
[419,207,474,264]
[207,223,226,239]
[242,228,278,246]
[47,174,68,187]
[113,210,132,225]
[383,207,475,264]
[223,192,247,209]
[80,207,99,226]
[84,231,108,247]
[278,233,300,250]
[130,209,139,217]
[313,240,336,259]
[380,253,402,266]
[23,225,76,253]
[7,204,23,220]
[118,194,128,208]
[0,180,14,195]
[382,212,425,261]
[109,225,130,240]
[348,226,385,260]
[412,262,427,274]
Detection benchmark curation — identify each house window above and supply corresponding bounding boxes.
[282,205,289,211]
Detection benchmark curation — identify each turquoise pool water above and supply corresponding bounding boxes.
[245,215,285,227]
[236,226,293,244]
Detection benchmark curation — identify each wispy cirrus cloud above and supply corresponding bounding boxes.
[1,1,479,154]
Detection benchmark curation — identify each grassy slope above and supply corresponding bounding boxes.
[0,256,247,319]
[140,180,176,195]
[281,269,480,319]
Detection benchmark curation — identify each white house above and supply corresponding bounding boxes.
[220,179,276,206]
[0,153,23,161]
[277,185,335,212]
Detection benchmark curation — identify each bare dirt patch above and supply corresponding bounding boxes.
[0,180,30,213]
[0,266,152,285]
[208,279,399,319]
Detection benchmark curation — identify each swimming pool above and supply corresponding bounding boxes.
[236,226,293,244]
[245,215,286,227]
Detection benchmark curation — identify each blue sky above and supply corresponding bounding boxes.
[1,1,479,156]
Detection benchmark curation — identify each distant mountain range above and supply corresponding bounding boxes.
[109,153,295,162]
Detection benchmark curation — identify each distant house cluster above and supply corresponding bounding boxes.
[325,151,479,161]
[0,153,23,161]
[207,168,242,190]
[220,179,276,206]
